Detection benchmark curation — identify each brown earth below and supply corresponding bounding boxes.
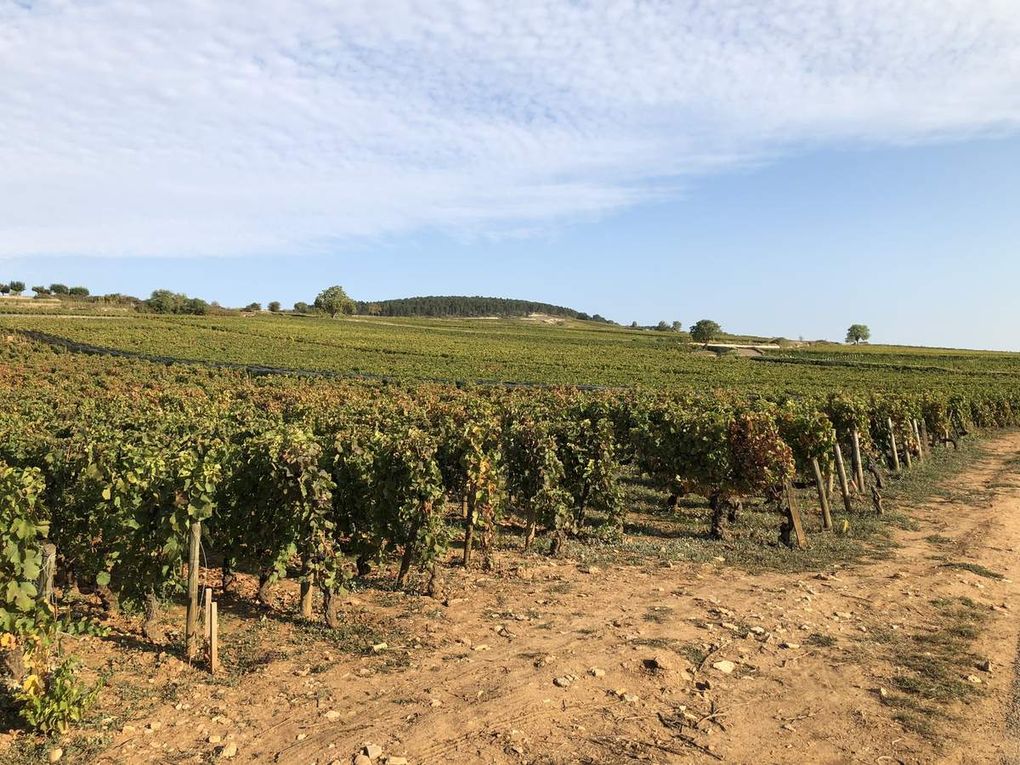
[11,432,1020,765]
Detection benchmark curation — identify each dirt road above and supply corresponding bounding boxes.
[86,431,1020,765]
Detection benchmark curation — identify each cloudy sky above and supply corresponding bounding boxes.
[2,1,1020,346]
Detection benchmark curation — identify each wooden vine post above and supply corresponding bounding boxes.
[36,543,56,609]
[912,420,925,463]
[833,442,853,513]
[782,480,808,549]
[851,428,866,492]
[210,601,220,674]
[185,519,201,660]
[811,457,833,530]
[887,418,901,472]
[902,423,913,470]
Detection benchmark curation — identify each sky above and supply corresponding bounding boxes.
[2,1,1019,348]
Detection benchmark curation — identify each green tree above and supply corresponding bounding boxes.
[9,281,25,296]
[0,284,9,295]
[268,301,281,313]
[671,321,682,332]
[845,324,871,344]
[293,301,311,313]
[314,285,355,318]
[68,287,89,297]
[31,286,50,297]
[145,289,208,315]
[689,319,722,344]
[654,320,670,331]
[49,284,69,295]
[243,302,262,312]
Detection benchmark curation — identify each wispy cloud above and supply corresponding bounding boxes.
[1,0,1018,257]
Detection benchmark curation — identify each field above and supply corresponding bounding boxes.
[2,311,1019,390]
[2,312,1020,764]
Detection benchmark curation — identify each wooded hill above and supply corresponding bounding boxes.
[354,295,612,322]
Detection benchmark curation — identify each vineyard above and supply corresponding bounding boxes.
[2,318,1020,762]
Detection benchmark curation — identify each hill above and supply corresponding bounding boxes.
[354,295,612,322]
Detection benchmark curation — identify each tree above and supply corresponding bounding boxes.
[314,285,355,318]
[31,286,50,297]
[846,324,871,344]
[655,320,670,331]
[293,301,311,313]
[671,321,682,332]
[268,301,281,313]
[630,321,638,328]
[689,319,722,344]
[0,284,8,295]
[49,284,69,295]
[68,286,89,297]
[8,281,24,296]
[146,289,209,315]
[243,302,262,312]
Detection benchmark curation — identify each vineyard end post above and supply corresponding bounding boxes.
[811,457,833,530]
[185,520,201,660]
[887,418,901,472]
[833,442,853,514]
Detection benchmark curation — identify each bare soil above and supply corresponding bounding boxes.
[7,432,1020,765]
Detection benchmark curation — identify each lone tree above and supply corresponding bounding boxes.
[268,301,281,313]
[8,281,25,296]
[846,324,871,344]
[314,285,355,318]
[689,319,722,344]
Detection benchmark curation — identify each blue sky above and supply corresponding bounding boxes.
[2,2,1019,349]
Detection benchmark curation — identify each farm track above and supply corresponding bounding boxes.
[82,431,1020,765]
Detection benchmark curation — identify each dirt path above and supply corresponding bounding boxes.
[85,431,1020,765]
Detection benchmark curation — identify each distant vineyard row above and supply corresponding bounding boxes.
[2,314,1019,391]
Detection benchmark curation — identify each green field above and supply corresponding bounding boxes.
[2,312,1017,392]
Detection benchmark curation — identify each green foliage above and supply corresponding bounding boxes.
[846,324,871,344]
[1,463,49,634]
[690,319,722,343]
[1,461,102,734]
[13,657,104,735]
[145,289,209,315]
[314,285,355,318]
[351,295,607,321]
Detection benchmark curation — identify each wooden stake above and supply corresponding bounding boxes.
[887,418,901,472]
[919,419,929,453]
[912,420,925,463]
[203,588,212,633]
[903,424,913,470]
[782,480,808,549]
[185,520,201,660]
[851,428,866,492]
[811,457,833,530]
[209,601,219,674]
[36,543,56,609]
[834,442,853,514]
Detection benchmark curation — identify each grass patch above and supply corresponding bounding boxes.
[806,632,837,648]
[883,596,989,739]
[938,561,1004,580]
